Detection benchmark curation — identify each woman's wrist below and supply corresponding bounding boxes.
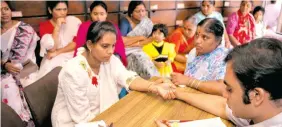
[186,78,202,90]
[147,82,158,94]
[3,60,10,70]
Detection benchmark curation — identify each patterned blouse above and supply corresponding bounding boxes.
[184,46,228,81]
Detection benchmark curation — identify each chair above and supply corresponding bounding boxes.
[23,67,62,127]
[1,102,25,127]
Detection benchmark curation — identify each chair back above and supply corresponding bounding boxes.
[23,67,62,127]
[1,102,25,127]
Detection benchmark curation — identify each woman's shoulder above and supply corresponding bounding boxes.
[79,21,92,30]
[143,16,153,24]
[194,11,202,16]
[228,12,237,18]
[39,20,51,28]
[17,21,36,33]
[170,28,183,36]
[62,55,88,75]
[213,11,223,18]
[108,55,126,68]
[214,46,228,57]
[119,16,130,24]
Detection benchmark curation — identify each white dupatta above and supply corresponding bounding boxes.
[1,22,21,63]
[40,16,81,57]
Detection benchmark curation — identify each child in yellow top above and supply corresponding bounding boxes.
[143,24,176,77]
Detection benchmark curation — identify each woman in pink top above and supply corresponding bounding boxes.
[227,0,256,46]
[74,1,127,66]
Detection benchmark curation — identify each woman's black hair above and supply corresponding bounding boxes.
[46,1,68,19]
[252,6,265,16]
[127,1,146,17]
[89,1,108,13]
[201,0,215,6]
[197,18,224,43]
[151,24,168,37]
[84,21,117,50]
[3,1,15,11]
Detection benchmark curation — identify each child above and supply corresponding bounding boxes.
[143,24,176,77]
[253,6,266,38]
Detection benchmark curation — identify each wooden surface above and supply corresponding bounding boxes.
[91,87,234,127]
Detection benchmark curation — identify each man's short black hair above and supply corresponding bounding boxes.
[225,38,282,104]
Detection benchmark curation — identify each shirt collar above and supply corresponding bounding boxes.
[247,112,282,127]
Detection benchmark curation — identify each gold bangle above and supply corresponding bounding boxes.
[189,79,196,88]
[187,78,192,86]
[195,80,202,90]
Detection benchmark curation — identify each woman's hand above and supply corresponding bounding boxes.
[5,62,21,74]
[170,72,190,86]
[154,83,176,100]
[47,50,59,60]
[56,17,66,27]
[138,36,147,41]
[155,120,170,127]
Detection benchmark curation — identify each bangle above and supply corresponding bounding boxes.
[186,78,192,86]
[195,80,202,90]
[189,79,196,88]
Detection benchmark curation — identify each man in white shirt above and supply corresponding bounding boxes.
[156,38,282,127]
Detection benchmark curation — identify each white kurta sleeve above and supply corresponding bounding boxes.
[40,34,55,57]
[59,66,97,123]
[112,56,138,91]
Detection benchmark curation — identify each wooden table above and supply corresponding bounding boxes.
[92,87,234,127]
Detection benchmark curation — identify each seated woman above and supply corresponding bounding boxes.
[1,1,39,124]
[193,0,231,48]
[227,0,255,46]
[171,18,228,96]
[143,24,176,78]
[37,1,81,79]
[51,21,176,127]
[165,16,197,73]
[119,1,159,78]
[74,1,127,66]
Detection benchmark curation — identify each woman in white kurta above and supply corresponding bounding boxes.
[51,21,176,127]
[37,1,81,80]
